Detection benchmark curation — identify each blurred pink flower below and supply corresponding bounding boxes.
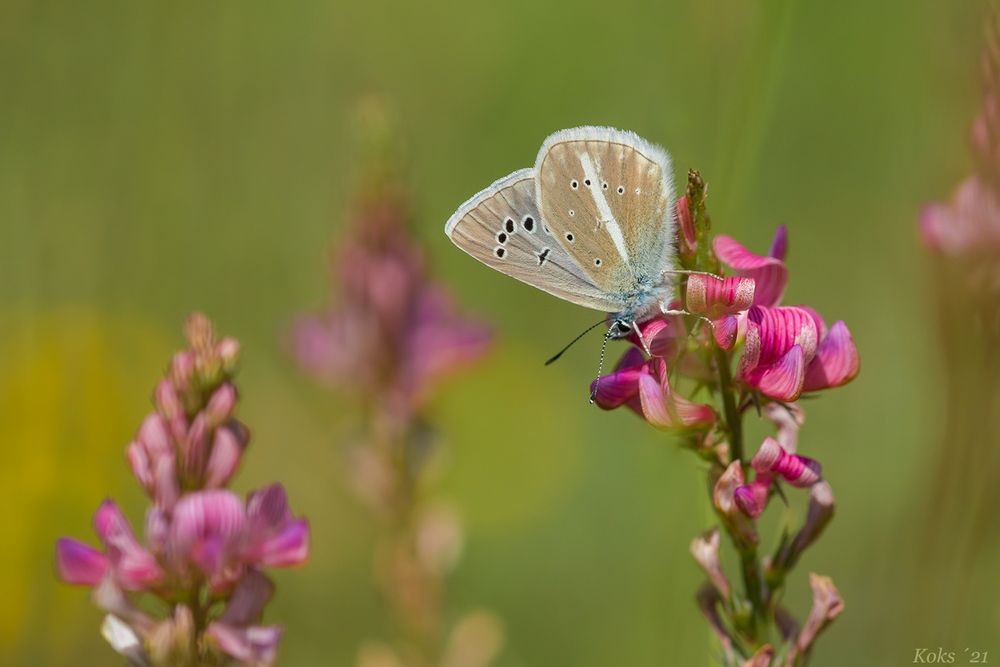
[55,315,307,667]
[291,194,491,416]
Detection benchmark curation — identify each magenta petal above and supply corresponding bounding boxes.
[769,225,788,261]
[712,316,739,350]
[207,623,282,666]
[713,235,789,307]
[637,363,715,429]
[56,538,109,585]
[257,519,310,568]
[803,321,860,392]
[748,345,806,401]
[747,306,819,365]
[686,275,755,319]
[591,367,644,409]
[734,481,769,518]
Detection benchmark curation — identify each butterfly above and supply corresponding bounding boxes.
[445,126,685,349]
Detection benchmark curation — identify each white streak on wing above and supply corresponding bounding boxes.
[578,152,629,262]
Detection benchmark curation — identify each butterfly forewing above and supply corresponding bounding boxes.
[535,127,676,294]
[445,169,625,312]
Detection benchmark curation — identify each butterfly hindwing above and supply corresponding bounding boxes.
[534,126,676,294]
[445,168,626,312]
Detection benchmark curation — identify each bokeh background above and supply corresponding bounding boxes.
[2,1,995,665]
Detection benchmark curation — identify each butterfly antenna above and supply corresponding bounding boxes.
[589,321,621,404]
[545,317,608,366]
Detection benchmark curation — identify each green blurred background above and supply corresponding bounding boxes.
[1,1,994,665]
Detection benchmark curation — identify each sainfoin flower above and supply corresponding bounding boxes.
[590,171,856,664]
[55,314,308,667]
[290,182,491,425]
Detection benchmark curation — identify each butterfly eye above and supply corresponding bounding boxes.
[615,320,631,335]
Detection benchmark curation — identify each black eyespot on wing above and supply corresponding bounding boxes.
[594,258,602,266]
[571,179,579,189]
[584,179,591,186]
[495,247,506,258]
[537,248,550,265]
[617,185,625,194]
[565,232,574,242]
[523,216,534,232]
[497,232,508,244]
[504,218,515,233]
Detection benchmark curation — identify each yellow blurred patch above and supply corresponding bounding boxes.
[0,308,169,661]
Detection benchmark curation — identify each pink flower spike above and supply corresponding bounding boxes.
[206,623,282,666]
[803,321,860,392]
[713,234,789,307]
[55,538,109,585]
[686,275,755,319]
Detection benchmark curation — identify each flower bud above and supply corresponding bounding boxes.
[690,528,730,600]
[713,462,758,547]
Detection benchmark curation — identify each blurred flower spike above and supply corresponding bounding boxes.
[55,314,308,667]
[590,169,856,664]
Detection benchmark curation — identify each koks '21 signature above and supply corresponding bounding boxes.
[913,648,990,664]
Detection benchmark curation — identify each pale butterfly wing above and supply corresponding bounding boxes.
[534,126,676,294]
[445,168,625,312]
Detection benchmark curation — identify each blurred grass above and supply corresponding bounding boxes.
[0,1,993,665]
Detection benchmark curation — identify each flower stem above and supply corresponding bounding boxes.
[712,345,744,464]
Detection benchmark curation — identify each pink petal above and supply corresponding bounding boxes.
[638,362,715,429]
[256,519,310,568]
[769,225,788,261]
[628,316,680,358]
[206,623,282,666]
[746,345,806,402]
[712,316,740,350]
[746,306,819,366]
[170,491,246,568]
[763,402,805,454]
[246,485,292,530]
[137,414,171,457]
[751,437,821,487]
[221,570,275,625]
[205,383,238,425]
[802,321,860,392]
[686,275,755,319]
[204,424,247,489]
[713,235,789,307]
[676,195,697,255]
[93,500,164,589]
[590,367,644,409]
[56,538,109,585]
[734,480,769,518]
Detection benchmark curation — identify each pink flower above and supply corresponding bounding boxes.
[685,274,755,349]
[290,193,491,417]
[738,306,858,401]
[750,437,821,488]
[713,227,789,307]
[591,353,716,430]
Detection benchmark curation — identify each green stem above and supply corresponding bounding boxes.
[713,345,744,464]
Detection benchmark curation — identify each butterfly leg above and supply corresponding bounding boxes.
[631,321,652,356]
[661,268,724,280]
